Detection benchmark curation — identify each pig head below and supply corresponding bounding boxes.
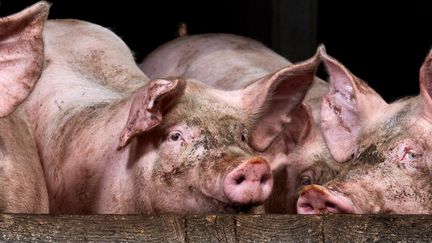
[141,34,339,213]
[297,46,432,214]
[0,1,49,213]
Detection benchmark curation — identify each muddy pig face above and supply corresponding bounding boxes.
[147,82,272,213]
[297,47,432,214]
[119,51,320,214]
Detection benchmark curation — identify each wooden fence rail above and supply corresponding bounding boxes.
[0,214,431,242]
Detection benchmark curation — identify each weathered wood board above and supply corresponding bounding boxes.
[0,214,430,242]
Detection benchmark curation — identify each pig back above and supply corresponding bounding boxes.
[42,19,149,94]
[141,34,291,88]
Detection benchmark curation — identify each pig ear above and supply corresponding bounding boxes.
[244,51,319,152]
[419,49,432,121]
[118,78,186,149]
[266,104,314,164]
[320,46,387,162]
[284,104,314,147]
[0,1,50,117]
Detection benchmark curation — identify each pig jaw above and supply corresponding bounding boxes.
[139,131,273,214]
[137,157,272,215]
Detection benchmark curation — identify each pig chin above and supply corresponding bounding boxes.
[184,189,259,214]
[189,160,273,213]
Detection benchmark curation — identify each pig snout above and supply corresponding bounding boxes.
[297,185,354,214]
[223,157,273,206]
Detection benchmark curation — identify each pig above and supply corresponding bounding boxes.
[140,34,341,213]
[0,2,49,213]
[297,46,432,214]
[21,5,322,214]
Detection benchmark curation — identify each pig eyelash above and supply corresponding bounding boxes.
[299,175,312,186]
[298,170,315,186]
[168,131,183,142]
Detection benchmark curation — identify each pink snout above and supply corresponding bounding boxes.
[223,157,273,205]
[297,185,355,214]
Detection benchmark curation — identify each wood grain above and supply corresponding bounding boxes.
[0,214,430,242]
[323,215,432,242]
[235,214,323,243]
[0,214,185,242]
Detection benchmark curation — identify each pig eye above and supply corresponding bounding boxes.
[402,150,421,162]
[398,146,424,172]
[168,131,183,142]
[299,176,312,186]
[241,132,248,143]
[298,170,315,187]
[400,144,421,162]
[408,153,417,160]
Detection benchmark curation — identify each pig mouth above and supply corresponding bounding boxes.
[228,203,261,213]
[189,185,262,213]
[207,194,263,213]
[216,200,261,213]
[210,195,262,213]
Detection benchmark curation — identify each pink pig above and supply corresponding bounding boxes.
[297,46,432,214]
[0,2,49,213]
[22,5,321,214]
[141,34,341,213]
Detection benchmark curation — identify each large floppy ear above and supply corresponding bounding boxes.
[319,46,387,163]
[0,1,50,117]
[118,78,186,149]
[242,50,320,152]
[419,49,432,121]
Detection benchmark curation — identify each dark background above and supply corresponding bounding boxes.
[1,0,432,102]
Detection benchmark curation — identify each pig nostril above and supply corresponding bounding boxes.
[235,175,246,185]
[300,203,314,212]
[260,174,270,184]
[325,201,336,209]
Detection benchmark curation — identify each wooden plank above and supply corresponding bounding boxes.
[185,215,236,243]
[1,214,432,242]
[0,214,185,242]
[235,214,323,242]
[323,215,432,242]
